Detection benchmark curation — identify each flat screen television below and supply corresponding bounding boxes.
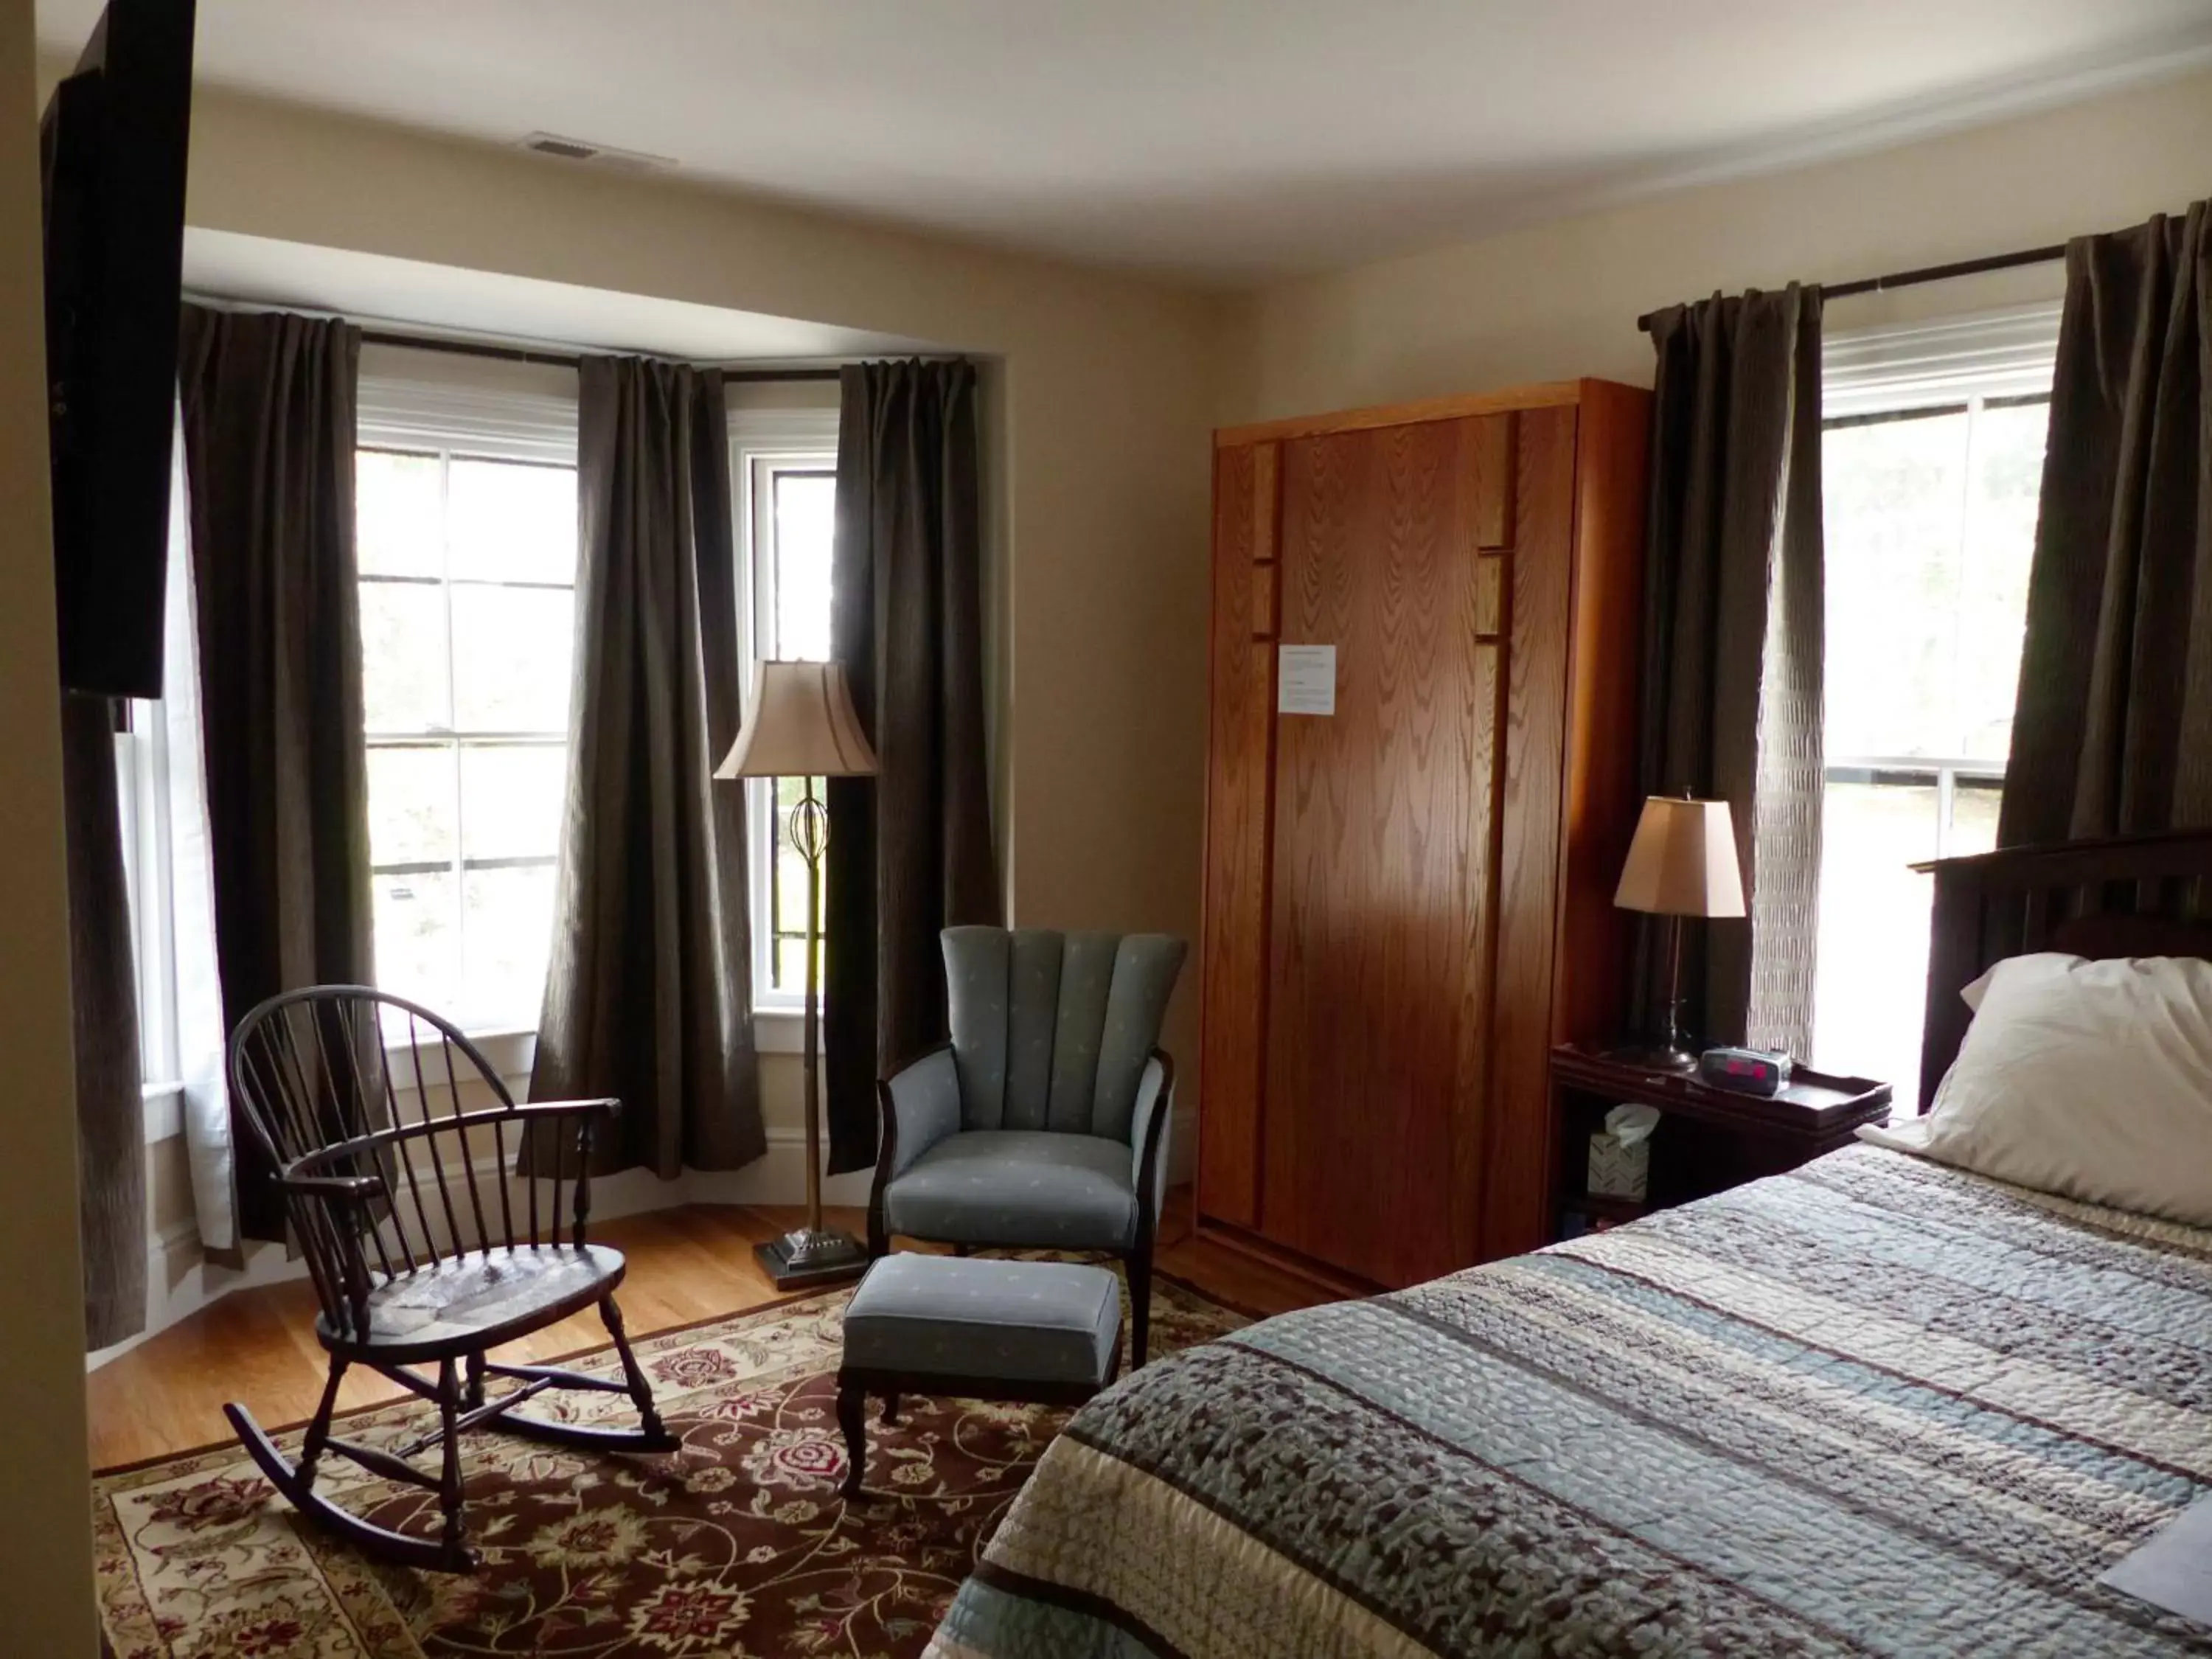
[41,0,195,698]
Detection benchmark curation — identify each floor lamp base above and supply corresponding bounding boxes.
[754,1227,872,1291]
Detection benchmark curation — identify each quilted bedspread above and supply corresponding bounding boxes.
[928,1144,2212,1658]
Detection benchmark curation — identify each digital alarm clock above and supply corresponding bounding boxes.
[1698,1046,1793,1096]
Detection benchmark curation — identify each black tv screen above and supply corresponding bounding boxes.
[41,0,195,699]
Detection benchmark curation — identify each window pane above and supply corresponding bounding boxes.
[459,743,567,861]
[1954,401,2047,763]
[357,451,443,578]
[1812,779,1940,1106]
[1823,410,1971,759]
[360,581,451,734]
[773,470,835,661]
[373,869,458,1014]
[366,745,457,868]
[451,585,574,732]
[447,459,577,585]
[1950,776,2003,859]
[776,936,814,992]
[461,864,557,1029]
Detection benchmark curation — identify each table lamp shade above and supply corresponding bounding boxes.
[714,661,879,780]
[1613,796,1746,919]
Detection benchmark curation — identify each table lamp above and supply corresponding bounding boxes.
[1613,794,1746,1071]
[715,660,878,1289]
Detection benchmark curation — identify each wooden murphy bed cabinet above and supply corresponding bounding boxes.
[1195,380,1650,1291]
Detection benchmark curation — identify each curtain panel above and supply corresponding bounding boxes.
[177,305,374,1248]
[527,355,765,1178]
[824,359,1001,1175]
[1637,285,1826,1057]
[2000,201,2212,846]
[62,693,146,1349]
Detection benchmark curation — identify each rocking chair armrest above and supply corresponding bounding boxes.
[507,1097,622,1125]
[279,1172,384,1203]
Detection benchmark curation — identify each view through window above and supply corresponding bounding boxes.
[737,431,839,1003]
[1813,334,2052,1104]
[355,443,578,1033]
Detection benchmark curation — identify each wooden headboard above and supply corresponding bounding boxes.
[1916,829,2212,1108]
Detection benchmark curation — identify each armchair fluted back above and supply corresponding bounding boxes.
[940,928,1186,1141]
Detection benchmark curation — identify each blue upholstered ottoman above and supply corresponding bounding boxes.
[836,1253,1123,1499]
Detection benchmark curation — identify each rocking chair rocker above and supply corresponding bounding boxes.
[223,987,679,1573]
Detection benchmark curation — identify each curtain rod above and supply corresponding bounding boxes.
[1634,242,2067,333]
[357,327,845,382]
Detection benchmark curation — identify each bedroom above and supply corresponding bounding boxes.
[1,1,2210,1652]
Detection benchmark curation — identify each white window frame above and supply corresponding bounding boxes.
[1820,299,2061,793]
[729,406,841,1022]
[356,363,580,1064]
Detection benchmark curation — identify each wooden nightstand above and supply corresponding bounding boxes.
[1549,1043,1893,1239]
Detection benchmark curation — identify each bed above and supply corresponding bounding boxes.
[928,831,2212,1658]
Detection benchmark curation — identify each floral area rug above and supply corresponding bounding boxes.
[94,1266,1245,1658]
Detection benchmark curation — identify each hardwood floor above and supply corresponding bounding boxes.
[87,1188,1329,1471]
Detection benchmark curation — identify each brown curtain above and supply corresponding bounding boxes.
[2000,201,2212,846]
[62,694,145,1349]
[824,360,1000,1174]
[1636,285,1826,1056]
[526,356,764,1178]
[178,305,372,1247]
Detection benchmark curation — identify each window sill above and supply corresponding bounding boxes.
[142,1080,184,1145]
[141,1015,810,1145]
[754,1008,807,1054]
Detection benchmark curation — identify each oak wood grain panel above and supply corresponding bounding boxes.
[1252,441,1279,561]
[1251,560,1279,639]
[1475,412,1517,549]
[1480,404,1579,1262]
[1552,380,1652,1053]
[1217,381,1583,450]
[1473,554,1504,638]
[1196,442,1277,1229]
[1261,416,1501,1287]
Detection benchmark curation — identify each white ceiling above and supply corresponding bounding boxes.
[39,0,2212,286]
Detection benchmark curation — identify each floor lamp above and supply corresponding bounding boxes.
[715,660,879,1290]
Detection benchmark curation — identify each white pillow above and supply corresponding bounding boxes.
[1860,952,2212,1225]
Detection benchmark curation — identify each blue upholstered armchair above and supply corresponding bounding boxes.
[867,928,1187,1365]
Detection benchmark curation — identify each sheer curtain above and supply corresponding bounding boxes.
[161,452,236,1258]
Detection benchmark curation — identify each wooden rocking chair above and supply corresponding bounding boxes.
[223,986,679,1573]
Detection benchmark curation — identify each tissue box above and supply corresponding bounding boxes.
[1587,1126,1651,1200]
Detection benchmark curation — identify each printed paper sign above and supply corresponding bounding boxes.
[1278,644,1337,717]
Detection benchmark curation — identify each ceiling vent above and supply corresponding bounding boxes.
[516,132,677,173]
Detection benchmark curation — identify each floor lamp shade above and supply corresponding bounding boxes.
[1614,797,1746,919]
[714,660,878,781]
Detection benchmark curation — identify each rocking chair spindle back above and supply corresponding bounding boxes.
[221,985,678,1573]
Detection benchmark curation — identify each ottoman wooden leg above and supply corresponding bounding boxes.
[882,1392,902,1425]
[837,1379,866,1500]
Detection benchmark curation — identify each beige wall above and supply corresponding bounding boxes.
[159,82,1228,1085]
[1228,66,2212,420]
[0,0,99,1646]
